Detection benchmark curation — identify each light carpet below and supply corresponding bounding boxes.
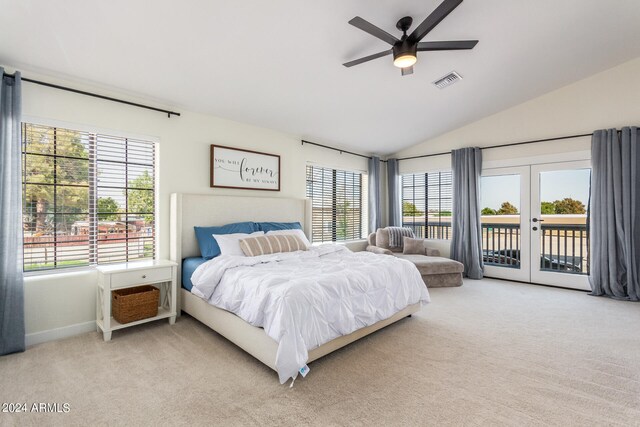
[1,278,640,426]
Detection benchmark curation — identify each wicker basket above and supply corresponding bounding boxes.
[112,285,159,324]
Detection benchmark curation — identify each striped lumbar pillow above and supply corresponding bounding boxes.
[239,234,308,257]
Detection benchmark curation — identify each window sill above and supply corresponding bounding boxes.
[23,266,97,280]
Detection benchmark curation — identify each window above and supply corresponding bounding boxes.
[22,123,156,272]
[305,165,367,243]
[402,171,453,239]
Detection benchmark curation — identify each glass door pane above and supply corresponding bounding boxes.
[530,161,591,290]
[480,166,530,282]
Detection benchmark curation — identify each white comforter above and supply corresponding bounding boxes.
[190,245,430,384]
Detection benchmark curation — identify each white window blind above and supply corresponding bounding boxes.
[22,123,156,271]
[305,165,365,243]
[402,171,453,240]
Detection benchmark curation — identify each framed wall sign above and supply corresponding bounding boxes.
[210,145,281,191]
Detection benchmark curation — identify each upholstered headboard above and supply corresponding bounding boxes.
[170,193,311,301]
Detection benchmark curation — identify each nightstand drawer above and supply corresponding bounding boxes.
[110,267,172,289]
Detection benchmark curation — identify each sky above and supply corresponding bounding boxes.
[480,168,591,211]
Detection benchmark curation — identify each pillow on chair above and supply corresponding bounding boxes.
[403,237,442,256]
[375,228,391,250]
[403,237,426,255]
[387,227,415,250]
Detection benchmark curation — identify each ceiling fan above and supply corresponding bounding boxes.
[343,0,478,76]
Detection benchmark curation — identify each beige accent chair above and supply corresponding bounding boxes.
[367,228,463,288]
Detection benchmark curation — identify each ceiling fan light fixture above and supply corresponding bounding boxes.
[392,41,418,68]
[393,54,417,68]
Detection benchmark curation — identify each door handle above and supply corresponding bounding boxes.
[532,218,545,223]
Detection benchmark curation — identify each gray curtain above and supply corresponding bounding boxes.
[0,68,24,355]
[450,147,484,279]
[387,158,401,227]
[368,156,381,233]
[589,127,640,301]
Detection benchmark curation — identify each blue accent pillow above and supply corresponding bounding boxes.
[194,222,258,259]
[257,222,303,232]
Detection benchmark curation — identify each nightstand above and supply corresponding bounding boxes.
[96,260,178,341]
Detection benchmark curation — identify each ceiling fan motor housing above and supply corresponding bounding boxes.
[393,40,417,62]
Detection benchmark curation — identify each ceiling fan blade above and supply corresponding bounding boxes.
[408,0,463,43]
[417,40,478,51]
[343,49,392,67]
[348,16,399,45]
[401,66,414,76]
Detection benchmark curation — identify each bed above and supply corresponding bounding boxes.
[170,193,428,384]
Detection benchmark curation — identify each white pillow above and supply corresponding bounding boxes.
[213,231,264,256]
[266,229,311,248]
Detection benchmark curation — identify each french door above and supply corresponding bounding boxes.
[481,166,531,282]
[480,161,591,290]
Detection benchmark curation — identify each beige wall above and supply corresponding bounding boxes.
[395,57,640,172]
[15,69,368,343]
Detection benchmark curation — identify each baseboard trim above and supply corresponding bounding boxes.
[483,275,591,292]
[26,321,96,347]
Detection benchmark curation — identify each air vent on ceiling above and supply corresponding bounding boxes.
[433,71,462,89]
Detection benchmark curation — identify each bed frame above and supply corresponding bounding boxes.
[170,193,420,372]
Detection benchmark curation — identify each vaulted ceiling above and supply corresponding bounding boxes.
[1,1,640,154]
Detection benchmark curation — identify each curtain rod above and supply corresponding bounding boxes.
[3,73,180,118]
[301,139,387,162]
[396,132,595,161]
[303,131,598,164]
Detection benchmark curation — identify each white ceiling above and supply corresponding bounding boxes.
[1,1,640,155]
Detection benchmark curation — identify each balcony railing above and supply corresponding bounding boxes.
[482,223,521,268]
[481,222,589,274]
[403,220,452,240]
[539,223,589,274]
[403,218,590,275]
